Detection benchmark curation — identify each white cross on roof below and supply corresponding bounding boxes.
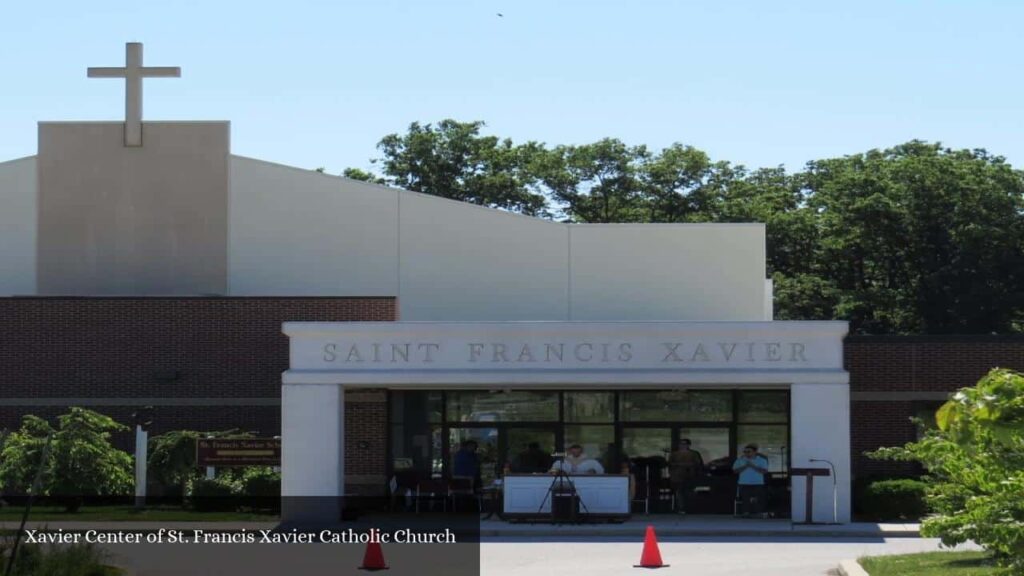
[88,42,181,147]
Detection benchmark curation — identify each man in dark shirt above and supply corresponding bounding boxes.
[668,438,704,515]
[516,442,552,473]
[452,440,481,490]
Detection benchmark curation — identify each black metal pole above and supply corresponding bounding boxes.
[4,433,53,576]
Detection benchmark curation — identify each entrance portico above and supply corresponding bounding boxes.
[281,320,850,524]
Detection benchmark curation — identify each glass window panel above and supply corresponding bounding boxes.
[390,391,443,423]
[445,390,558,422]
[563,425,616,470]
[737,391,788,423]
[621,428,672,459]
[565,392,614,422]
[427,392,443,423]
[390,424,442,480]
[621,390,732,422]
[390,392,404,423]
[677,427,731,471]
[736,425,788,474]
[507,428,558,473]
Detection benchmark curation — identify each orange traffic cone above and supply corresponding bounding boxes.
[358,541,390,571]
[633,525,668,569]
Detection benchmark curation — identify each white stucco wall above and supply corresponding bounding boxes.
[398,193,569,320]
[281,383,343,523]
[791,382,852,523]
[0,156,37,295]
[229,157,399,296]
[569,225,766,321]
[229,158,768,321]
[37,122,229,296]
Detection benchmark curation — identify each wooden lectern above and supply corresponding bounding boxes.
[790,467,831,524]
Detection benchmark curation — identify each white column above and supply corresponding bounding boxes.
[134,425,148,508]
[790,382,851,523]
[281,382,344,523]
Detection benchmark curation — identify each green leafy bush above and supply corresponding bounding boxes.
[0,415,53,493]
[0,408,132,512]
[147,430,204,500]
[239,466,280,512]
[870,369,1024,571]
[188,477,240,512]
[862,478,928,520]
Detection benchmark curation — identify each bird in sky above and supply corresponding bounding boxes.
[497,12,503,17]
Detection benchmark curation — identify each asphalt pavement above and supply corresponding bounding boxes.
[89,535,979,576]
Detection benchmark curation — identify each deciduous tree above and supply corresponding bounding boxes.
[870,369,1024,570]
[372,120,549,216]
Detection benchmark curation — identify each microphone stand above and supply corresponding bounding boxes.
[808,458,837,524]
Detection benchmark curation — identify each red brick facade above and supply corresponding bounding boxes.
[0,297,395,400]
[344,390,389,494]
[845,336,1024,479]
[0,297,396,492]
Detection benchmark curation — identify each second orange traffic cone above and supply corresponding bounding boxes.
[358,541,390,571]
[633,525,668,569]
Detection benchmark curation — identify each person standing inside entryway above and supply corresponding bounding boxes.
[733,443,770,518]
[668,438,704,515]
[453,440,481,490]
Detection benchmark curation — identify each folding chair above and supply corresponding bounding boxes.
[415,478,449,513]
[448,475,482,512]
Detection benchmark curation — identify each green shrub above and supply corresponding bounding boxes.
[240,467,280,512]
[188,477,239,512]
[862,478,928,520]
[147,430,204,500]
[2,541,118,576]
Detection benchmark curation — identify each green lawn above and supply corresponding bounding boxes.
[0,505,278,522]
[860,551,1011,576]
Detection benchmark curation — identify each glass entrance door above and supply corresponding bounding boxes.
[449,427,498,488]
[677,426,733,514]
[622,427,673,511]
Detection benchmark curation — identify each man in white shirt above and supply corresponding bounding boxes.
[550,444,605,475]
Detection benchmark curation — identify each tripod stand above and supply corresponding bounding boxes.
[537,467,591,523]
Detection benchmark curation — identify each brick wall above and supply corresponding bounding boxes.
[344,390,389,495]
[0,297,397,472]
[845,335,1024,479]
[0,297,395,400]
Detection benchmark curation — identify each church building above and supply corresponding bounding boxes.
[3,43,1017,526]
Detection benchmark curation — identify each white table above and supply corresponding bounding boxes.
[502,474,630,518]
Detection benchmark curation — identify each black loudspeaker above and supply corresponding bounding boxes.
[551,492,579,521]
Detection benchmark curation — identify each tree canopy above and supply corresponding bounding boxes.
[342,121,1024,335]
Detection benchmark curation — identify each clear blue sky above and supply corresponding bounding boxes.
[2,0,1022,173]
